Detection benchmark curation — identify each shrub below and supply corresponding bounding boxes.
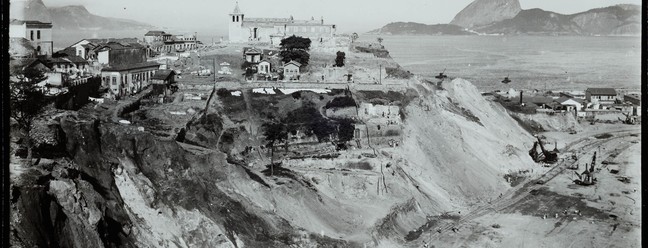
[216,88,230,97]
[291,91,301,99]
[325,96,357,109]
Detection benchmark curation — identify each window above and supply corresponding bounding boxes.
[236,16,239,22]
[37,30,40,39]
[30,31,34,40]
[233,16,235,22]
[112,77,117,85]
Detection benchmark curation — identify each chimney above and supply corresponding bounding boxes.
[519,90,523,105]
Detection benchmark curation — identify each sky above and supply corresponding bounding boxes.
[28,0,644,35]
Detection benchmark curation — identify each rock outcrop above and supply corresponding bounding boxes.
[450,0,522,28]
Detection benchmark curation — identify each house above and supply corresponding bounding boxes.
[283,60,301,81]
[624,94,640,106]
[150,70,177,96]
[144,31,167,43]
[44,55,90,77]
[257,60,271,74]
[556,97,584,112]
[66,38,142,63]
[243,47,262,63]
[586,88,617,105]
[9,19,53,56]
[228,2,336,43]
[95,42,148,66]
[101,61,161,98]
[9,58,50,80]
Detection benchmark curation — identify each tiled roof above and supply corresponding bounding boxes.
[145,31,166,36]
[284,60,302,67]
[586,88,617,96]
[102,61,160,72]
[151,70,175,80]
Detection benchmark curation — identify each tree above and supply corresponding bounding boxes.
[279,35,311,67]
[262,121,288,176]
[334,51,346,67]
[10,67,48,162]
[279,35,311,51]
[279,50,310,67]
[377,37,384,47]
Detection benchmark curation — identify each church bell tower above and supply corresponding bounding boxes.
[228,2,244,42]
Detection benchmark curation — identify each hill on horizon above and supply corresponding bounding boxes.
[10,0,155,31]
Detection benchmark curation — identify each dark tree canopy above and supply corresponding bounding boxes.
[337,119,355,143]
[262,122,288,147]
[279,50,310,67]
[334,51,345,67]
[279,35,311,51]
[279,35,311,67]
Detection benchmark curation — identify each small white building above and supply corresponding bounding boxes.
[557,97,584,112]
[283,60,301,81]
[243,47,262,63]
[257,60,271,74]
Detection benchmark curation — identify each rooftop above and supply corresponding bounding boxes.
[586,88,617,96]
[152,70,176,80]
[145,31,167,36]
[102,61,160,72]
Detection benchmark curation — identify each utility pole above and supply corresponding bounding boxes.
[379,64,382,85]
[213,58,217,83]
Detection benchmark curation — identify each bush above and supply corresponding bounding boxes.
[334,51,345,67]
[325,96,357,109]
[291,91,301,99]
[216,88,230,97]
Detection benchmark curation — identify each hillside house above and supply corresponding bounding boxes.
[243,47,262,63]
[586,88,617,105]
[96,42,148,66]
[257,60,271,74]
[151,69,177,96]
[9,20,53,56]
[283,60,301,81]
[44,55,90,77]
[101,61,160,98]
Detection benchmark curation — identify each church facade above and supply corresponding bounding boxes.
[228,2,336,44]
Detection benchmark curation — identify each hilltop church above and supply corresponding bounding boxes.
[228,2,336,44]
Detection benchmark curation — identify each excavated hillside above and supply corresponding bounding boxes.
[10,76,538,247]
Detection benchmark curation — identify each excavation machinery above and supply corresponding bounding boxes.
[529,136,559,164]
[618,112,639,125]
[574,152,597,186]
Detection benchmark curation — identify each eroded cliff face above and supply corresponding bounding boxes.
[11,111,355,247]
[450,0,522,28]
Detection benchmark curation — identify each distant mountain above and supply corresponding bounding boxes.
[48,5,155,30]
[450,0,521,29]
[475,4,641,36]
[10,0,52,22]
[11,0,155,31]
[367,22,475,35]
